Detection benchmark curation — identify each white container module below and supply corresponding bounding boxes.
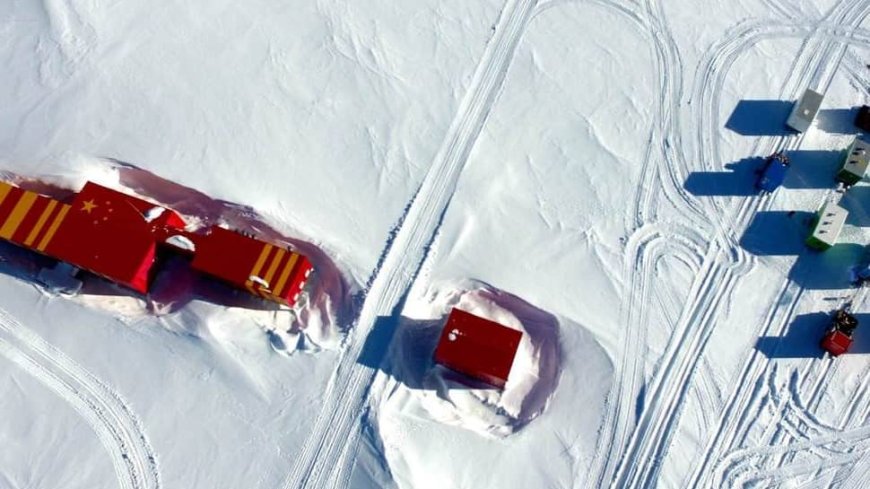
[786,88,824,132]
[836,137,870,186]
[806,202,848,250]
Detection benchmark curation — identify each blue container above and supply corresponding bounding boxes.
[756,155,789,192]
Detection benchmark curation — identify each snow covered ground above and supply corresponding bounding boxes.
[2,0,870,488]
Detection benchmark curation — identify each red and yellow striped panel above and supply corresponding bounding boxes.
[0,182,71,254]
[241,242,309,305]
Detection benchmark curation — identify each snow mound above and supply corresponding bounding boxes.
[389,282,560,437]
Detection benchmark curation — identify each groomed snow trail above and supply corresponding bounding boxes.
[280,1,537,488]
[0,308,160,489]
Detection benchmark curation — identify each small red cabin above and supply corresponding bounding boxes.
[190,226,313,306]
[433,308,522,389]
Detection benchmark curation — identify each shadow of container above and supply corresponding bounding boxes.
[726,100,795,136]
[741,211,814,256]
[756,312,829,359]
[815,107,861,135]
[788,243,866,290]
[838,186,870,227]
[359,314,460,391]
[684,157,762,197]
[782,150,844,189]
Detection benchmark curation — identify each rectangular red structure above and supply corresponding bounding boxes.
[0,180,313,307]
[0,181,186,293]
[433,308,523,388]
[44,182,186,293]
[190,226,313,306]
[821,330,853,357]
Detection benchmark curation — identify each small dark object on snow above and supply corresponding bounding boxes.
[855,106,870,132]
[820,307,859,356]
[756,152,790,192]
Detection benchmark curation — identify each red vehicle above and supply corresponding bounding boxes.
[0,180,313,307]
[820,308,858,357]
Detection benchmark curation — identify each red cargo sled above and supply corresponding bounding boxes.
[820,308,858,357]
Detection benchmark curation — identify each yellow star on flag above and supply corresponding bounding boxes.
[81,199,98,213]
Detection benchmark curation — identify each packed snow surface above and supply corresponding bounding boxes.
[2,0,870,488]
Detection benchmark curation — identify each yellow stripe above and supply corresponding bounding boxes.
[271,252,299,298]
[24,200,58,246]
[244,243,274,292]
[0,182,12,208]
[261,248,286,290]
[0,191,38,239]
[36,204,70,251]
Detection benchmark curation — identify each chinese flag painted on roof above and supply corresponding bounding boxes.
[43,182,164,293]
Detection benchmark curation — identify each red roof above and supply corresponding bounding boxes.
[821,330,853,357]
[0,180,312,306]
[433,308,523,388]
[44,182,185,293]
[0,181,185,293]
[189,226,313,306]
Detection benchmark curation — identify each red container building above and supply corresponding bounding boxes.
[190,225,313,306]
[0,180,313,307]
[45,182,187,292]
[433,308,523,389]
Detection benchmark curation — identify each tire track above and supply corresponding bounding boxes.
[609,0,870,484]
[279,2,538,488]
[685,2,870,485]
[0,308,160,489]
[583,0,718,484]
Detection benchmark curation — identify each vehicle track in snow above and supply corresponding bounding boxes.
[609,0,870,485]
[0,308,160,489]
[279,2,538,488]
[683,2,870,486]
[581,1,721,485]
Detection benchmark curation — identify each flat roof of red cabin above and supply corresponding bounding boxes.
[43,182,178,293]
[433,308,523,388]
[190,226,312,305]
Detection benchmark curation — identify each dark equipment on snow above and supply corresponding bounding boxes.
[820,308,859,357]
[855,105,870,133]
[756,152,790,192]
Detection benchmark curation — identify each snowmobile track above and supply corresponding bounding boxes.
[280,2,537,488]
[0,308,160,489]
[685,3,870,487]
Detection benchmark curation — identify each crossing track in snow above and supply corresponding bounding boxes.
[0,308,160,489]
[603,0,870,487]
[683,3,870,487]
[279,2,538,488]
[578,1,721,486]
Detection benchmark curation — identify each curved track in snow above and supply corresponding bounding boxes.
[671,2,870,488]
[0,308,160,489]
[280,2,538,488]
[602,0,870,487]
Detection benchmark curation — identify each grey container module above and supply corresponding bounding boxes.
[786,88,824,132]
[836,137,870,186]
